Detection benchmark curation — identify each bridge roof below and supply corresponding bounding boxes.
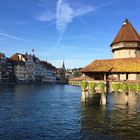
[81,58,140,73]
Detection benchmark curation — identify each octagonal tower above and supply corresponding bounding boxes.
[111,19,140,59]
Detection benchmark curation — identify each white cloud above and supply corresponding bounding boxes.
[38,0,120,33]
[52,34,63,51]
[56,0,73,33]
[38,10,56,22]
[0,32,31,43]
[37,0,119,49]
[53,0,95,49]
[38,0,94,33]
[74,6,94,17]
[56,0,95,33]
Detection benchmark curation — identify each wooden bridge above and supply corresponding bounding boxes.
[68,77,140,105]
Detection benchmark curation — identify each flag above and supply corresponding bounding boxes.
[32,48,35,52]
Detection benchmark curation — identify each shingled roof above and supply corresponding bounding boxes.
[111,19,140,46]
[10,53,26,62]
[41,61,56,71]
[81,58,140,73]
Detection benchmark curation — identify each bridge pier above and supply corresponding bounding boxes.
[125,92,129,105]
[100,92,106,105]
[81,90,107,106]
[81,90,89,102]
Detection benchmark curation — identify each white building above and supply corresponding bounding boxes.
[10,53,36,82]
[0,53,13,83]
[11,53,57,83]
[25,53,35,82]
[41,61,56,83]
[33,55,43,82]
[10,53,27,82]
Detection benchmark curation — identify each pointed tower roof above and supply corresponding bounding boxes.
[62,60,66,70]
[111,19,140,46]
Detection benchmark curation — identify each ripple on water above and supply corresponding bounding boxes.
[0,85,140,140]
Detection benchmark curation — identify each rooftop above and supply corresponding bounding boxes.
[111,19,140,46]
[41,61,56,70]
[81,58,140,73]
[10,53,26,62]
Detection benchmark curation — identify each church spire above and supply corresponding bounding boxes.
[62,60,66,70]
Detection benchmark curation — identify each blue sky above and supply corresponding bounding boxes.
[0,0,140,68]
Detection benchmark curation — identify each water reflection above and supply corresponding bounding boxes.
[0,85,81,140]
[81,92,140,140]
[0,85,140,139]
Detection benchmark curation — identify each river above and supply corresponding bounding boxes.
[0,85,140,140]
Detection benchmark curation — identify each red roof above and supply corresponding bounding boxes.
[41,61,56,71]
[10,53,26,61]
[10,53,26,65]
[111,19,140,46]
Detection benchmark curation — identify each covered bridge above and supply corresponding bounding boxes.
[81,58,140,81]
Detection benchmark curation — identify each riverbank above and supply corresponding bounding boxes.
[0,82,59,85]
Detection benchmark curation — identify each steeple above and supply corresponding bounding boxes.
[111,19,140,46]
[62,60,66,70]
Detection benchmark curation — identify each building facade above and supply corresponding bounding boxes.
[33,55,43,82]
[0,53,13,83]
[56,61,66,83]
[10,53,36,82]
[1,52,57,83]
[42,61,56,83]
[10,53,27,82]
[25,54,35,82]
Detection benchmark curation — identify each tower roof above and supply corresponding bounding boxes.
[111,19,140,46]
[62,60,66,70]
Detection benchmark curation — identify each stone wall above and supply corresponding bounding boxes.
[112,42,140,58]
[113,49,140,58]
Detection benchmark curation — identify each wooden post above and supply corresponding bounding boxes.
[106,73,109,80]
[104,74,106,81]
[106,73,111,93]
[118,74,120,81]
[84,75,86,80]
[126,73,128,80]
[106,80,110,93]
